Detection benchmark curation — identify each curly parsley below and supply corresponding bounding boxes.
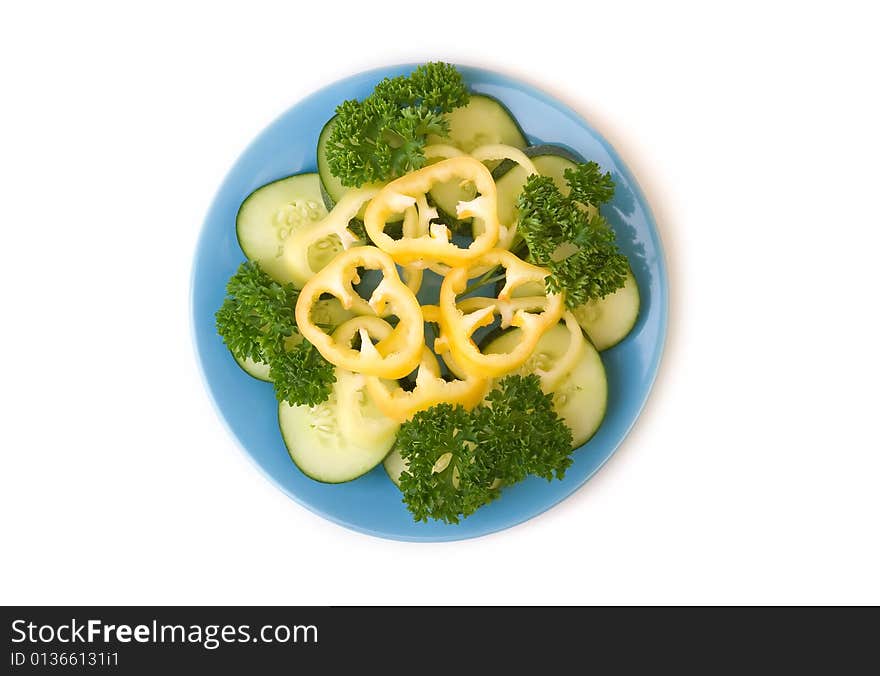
[326,62,469,187]
[517,162,628,308]
[397,375,573,523]
[215,262,335,406]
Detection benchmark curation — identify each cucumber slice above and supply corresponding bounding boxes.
[383,446,408,487]
[553,338,607,447]
[279,369,399,483]
[234,354,272,381]
[429,94,528,153]
[531,154,580,191]
[484,323,607,447]
[495,147,581,227]
[316,116,348,211]
[572,269,640,351]
[427,94,528,218]
[236,173,328,284]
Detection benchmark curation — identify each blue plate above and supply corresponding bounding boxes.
[191,64,668,542]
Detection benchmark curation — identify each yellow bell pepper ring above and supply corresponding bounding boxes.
[328,314,415,364]
[294,246,424,379]
[420,144,531,279]
[399,204,424,295]
[331,313,488,422]
[421,304,476,383]
[349,317,486,423]
[363,156,500,266]
[365,344,489,423]
[437,250,564,378]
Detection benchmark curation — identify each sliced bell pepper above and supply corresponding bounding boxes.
[421,146,532,278]
[436,250,564,377]
[399,204,424,295]
[294,246,424,379]
[363,156,500,266]
[353,314,489,423]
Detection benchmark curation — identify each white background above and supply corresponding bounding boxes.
[2,1,878,605]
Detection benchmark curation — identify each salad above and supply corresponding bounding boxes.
[216,63,640,524]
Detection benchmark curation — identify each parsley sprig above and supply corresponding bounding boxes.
[215,262,335,406]
[517,162,628,308]
[327,62,469,187]
[397,375,573,523]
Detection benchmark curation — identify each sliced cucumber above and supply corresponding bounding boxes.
[316,116,348,210]
[279,369,399,483]
[485,323,607,447]
[531,154,581,191]
[495,147,582,227]
[234,354,272,381]
[383,446,408,487]
[553,339,607,447]
[429,94,528,153]
[236,173,328,284]
[572,268,640,351]
[427,94,528,218]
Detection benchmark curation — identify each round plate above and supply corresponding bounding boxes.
[191,64,668,542]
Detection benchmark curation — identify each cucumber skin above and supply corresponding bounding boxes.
[316,116,346,210]
[319,179,336,212]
